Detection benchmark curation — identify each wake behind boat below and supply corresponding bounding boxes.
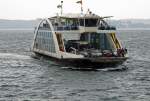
[31,0,128,68]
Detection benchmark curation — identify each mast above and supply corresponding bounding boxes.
[57,1,63,15]
[76,0,83,15]
[61,1,63,15]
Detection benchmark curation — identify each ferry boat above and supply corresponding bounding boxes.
[31,1,128,68]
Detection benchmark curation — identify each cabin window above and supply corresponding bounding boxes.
[85,19,98,27]
[39,20,51,30]
[79,19,84,26]
[53,18,79,31]
[79,19,98,27]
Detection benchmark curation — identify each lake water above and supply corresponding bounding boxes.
[0,29,150,101]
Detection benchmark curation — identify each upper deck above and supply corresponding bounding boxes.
[48,13,116,32]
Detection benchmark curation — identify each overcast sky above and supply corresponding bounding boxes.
[0,0,149,20]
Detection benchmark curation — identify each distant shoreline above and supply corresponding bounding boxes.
[1,19,150,31]
[0,28,34,31]
[117,28,150,30]
[0,28,150,31]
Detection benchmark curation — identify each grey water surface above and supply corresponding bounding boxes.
[0,29,150,101]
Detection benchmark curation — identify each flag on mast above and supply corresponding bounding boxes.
[57,4,62,8]
[76,0,82,4]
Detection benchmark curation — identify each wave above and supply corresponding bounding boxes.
[0,53,31,60]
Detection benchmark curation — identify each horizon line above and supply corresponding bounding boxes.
[1,17,150,21]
